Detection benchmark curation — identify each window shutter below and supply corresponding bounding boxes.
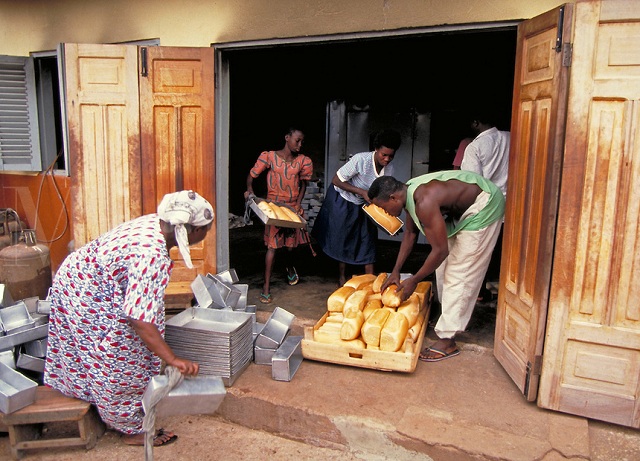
[0,56,42,171]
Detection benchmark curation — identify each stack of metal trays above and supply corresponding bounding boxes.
[165,307,254,386]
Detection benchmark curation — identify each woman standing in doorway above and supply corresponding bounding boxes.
[244,126,314,304]
[312,129,401,286]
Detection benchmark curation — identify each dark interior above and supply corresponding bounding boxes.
[226,27,517,216]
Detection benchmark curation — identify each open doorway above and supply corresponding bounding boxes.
[219,27,517,343]
[224,27,517,217]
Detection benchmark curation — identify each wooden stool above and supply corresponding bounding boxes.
[1,386,105,459]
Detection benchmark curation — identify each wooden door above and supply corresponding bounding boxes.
[538,0,640,428]
[63,43,142,247]
[494,4,572,400]
[139,47,216,281]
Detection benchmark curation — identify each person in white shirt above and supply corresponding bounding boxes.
[460,110,510,300]
[461,112,510,199]
[312,129,401,286]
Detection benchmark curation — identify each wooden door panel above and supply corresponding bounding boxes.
[494,4,572,400]
[139,47,216,281]
[64,43,141,248]
[539,0,640,428]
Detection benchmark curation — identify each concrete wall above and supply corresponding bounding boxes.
[0,0,568,56]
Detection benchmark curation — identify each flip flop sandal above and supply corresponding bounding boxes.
[154,428,178,447]
[259,293,273,304]
[418,347,461,362]
[287,267,299,286]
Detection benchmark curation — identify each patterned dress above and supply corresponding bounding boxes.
[44,214,173,434]
[250,150,313,249]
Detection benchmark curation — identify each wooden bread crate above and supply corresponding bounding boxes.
[301,282,432,373]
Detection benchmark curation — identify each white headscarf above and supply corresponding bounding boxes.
[157,190,214,269]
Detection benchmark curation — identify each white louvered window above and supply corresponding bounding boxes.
[0,56,42,171]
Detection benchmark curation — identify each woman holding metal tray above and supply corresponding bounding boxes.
[244,126,314,304]
[44,191,214,447]
[312,129,401,286]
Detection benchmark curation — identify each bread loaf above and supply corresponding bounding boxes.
[315,328,366,349]
[344,274,377,290]
[362,298,383,320]
[381,285,403,308]
[397,293,420,327]
[362,204,403,235]
[280,206,302,223]
[342,287,372,317]
[414,281,432,307]
[257,201,277,219]
[325,313,344,323]
[268,202,291,220]
[408,308,425,341]
[361,308,390,347]
[327,286,356,312]
[380,311,410,352]
[372,272,387,293]
[340,310,365,340]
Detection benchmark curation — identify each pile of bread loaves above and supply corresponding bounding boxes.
[257,200,303,223]
[314,273,431,353]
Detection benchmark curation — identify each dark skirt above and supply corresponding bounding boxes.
[311,185,377,265]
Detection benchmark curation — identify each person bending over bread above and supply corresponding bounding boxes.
[368,171,504,362]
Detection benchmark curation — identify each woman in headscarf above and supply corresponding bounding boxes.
[44,190,214,447]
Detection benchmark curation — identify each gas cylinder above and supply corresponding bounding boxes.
[0,209,22,251]
[0,229,52,300]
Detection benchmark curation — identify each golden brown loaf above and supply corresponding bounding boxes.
[362,298,383,320]
[408,308,425,342]
[363,203,403,235]
[279,206,302,223]
[361,308,391,347]
[327,286,356,312]
[379,311,410,352]
[257,200,277,219]
[414,281,431,306]
[397,293,420,327]
[381,285,403,308]
[342,287,372,317]
[340,310,365,340]
[344,273,377,290]
[372,272,387,293]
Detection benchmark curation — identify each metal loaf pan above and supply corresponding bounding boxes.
[0,362,38,414]
[0,301,35,335]
[191,275,216,309]
[212,269,239,285]
[254,345,277,365]
[272,335,303,382]
[0,323,48,351]
[36,299,51,315]
[142,375,226,418]
[24,337,47,357]
[255,306,295,349]
[16,349,45,373]
[206,276,241,309]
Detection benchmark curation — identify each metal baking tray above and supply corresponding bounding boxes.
[0,301,35,335]
[36,298,51,315]
[211,269,239,285]
[254,345,277,365]
[205,276,241,309]
[142,374,226,418]
[16,349,45,373]
[22,297,39,315]
[254,307,295,349]
[248,198,307,229]
[24,337,47,357]
[0,323,48,351]
[0,362,38,414]
[0,351,15,369]
[272,335,303,382]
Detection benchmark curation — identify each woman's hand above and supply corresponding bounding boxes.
[167,357,199,376]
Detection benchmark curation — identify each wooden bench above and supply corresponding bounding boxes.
[0,386,105,459]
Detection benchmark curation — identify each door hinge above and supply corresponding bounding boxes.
[562,43,573,67]
[140,47,148,77]
[523,355,543,396]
